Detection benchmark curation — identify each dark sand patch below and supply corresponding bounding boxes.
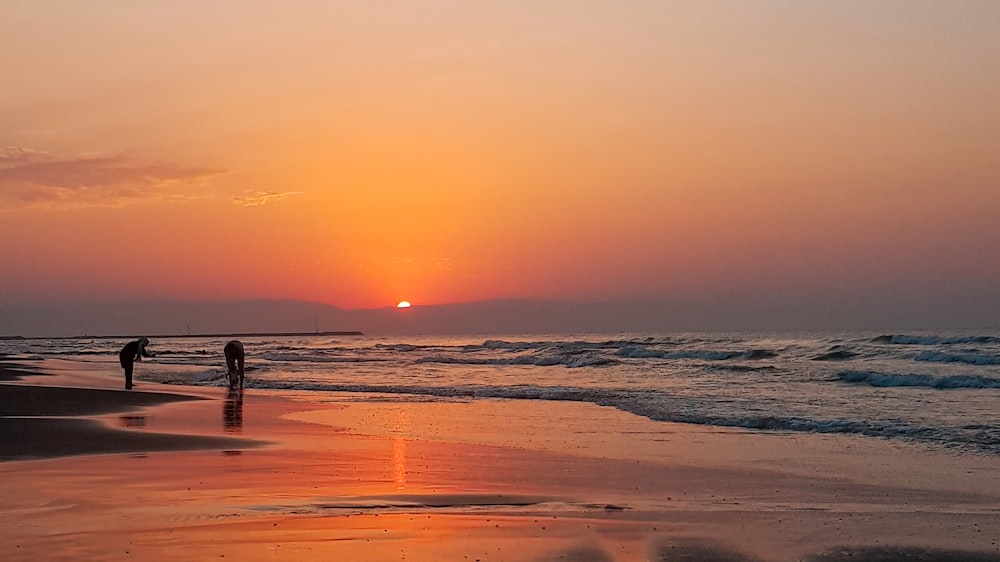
[0,417,258,461]
[803,547,1000,562]
[1,382,263,461]
[0,365,48,381]
[0,382,203,416]
[656,539,762,562]
[654,541,1000,562]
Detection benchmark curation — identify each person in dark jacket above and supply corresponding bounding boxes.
[224,340,245,388]
[119,337,154,390]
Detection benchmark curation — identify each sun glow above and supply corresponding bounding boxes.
[396,301,412,308]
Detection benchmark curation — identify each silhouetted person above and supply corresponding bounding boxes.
[223,387,244,433]
[224,340,245,388]
[119,337,154,390]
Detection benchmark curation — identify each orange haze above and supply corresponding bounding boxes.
[1,2,998,321]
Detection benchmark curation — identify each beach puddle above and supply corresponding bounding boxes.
[245,494,622,516]
[118,414,147,427]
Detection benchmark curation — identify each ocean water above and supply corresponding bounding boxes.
[4,331,1000,455]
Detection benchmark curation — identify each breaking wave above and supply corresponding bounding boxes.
[415,353,618,368]
[915,351,1000,366]
[813,349,859,361]
[615,346,777,361]
[873,334,1000,346]
[837,370,1000,390]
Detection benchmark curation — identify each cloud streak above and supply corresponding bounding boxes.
[0,146,226,210]
[0,146,52,165]
[232,190,304,207]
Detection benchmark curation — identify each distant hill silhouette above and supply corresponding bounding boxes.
[1,298,661,337]
[2,293,998,338]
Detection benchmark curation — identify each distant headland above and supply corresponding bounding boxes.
[22,331,364,340]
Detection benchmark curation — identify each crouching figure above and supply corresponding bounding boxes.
[224,340,245,388]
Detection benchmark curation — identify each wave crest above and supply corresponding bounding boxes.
[873,334,1000,345]
[615,346,777,361]
[837,370,1000,389]
[813,349,859,361]
[415,352,618,368]
[914,351,1000,366]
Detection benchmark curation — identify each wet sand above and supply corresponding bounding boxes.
[2,361,1000,561]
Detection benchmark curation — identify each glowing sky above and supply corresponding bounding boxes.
[1,2,998,323]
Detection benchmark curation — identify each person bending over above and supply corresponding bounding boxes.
[119,337,154,390]
[224,340,245,388]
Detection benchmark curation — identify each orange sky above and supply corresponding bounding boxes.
[1,2,998,316]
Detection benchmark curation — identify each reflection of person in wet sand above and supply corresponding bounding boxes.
[223,387,243,433]
[119,337,154,390]
[224,340,245,388]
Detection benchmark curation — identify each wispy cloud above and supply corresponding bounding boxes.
[232,190,304,207]
[0,146,226,210]
[0,146,52,165]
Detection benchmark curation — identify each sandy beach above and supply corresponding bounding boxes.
[2,359,1000,562]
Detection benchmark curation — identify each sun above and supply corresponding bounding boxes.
[396,301,412,308]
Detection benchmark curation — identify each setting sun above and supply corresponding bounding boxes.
[396,301,412,309]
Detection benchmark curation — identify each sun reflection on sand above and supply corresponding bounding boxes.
[393,437,407,492]
[390,407,410,491]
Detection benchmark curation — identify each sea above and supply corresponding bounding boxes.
[3,331,999,456]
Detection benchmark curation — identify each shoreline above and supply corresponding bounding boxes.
[2,360,1000,561]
